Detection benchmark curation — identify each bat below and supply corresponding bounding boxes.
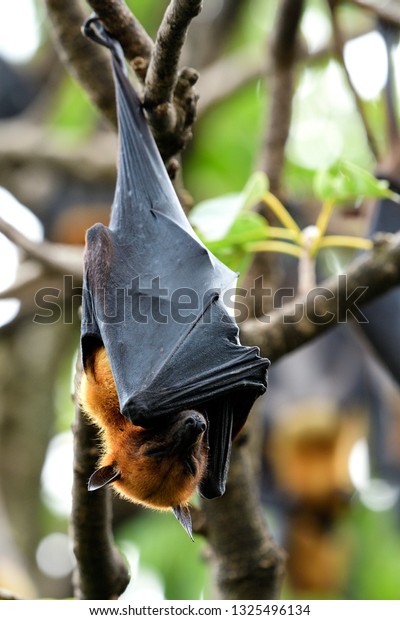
[79,17,269,538]
[359,187,400,384]
[358,20,400,386]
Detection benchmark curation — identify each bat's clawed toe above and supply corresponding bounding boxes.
[173,504,194,541]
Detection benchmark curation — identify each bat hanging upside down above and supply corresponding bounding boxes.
[80,18,269,538]
[79,346,207,537]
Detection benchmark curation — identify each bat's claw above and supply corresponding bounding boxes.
[82,14,126,74]
[173,505,194,541]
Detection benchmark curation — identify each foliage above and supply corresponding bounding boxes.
[188,162,391,279]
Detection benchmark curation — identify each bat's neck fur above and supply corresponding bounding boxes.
[79,347,207,510]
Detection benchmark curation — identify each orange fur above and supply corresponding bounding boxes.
[79,347,207,510]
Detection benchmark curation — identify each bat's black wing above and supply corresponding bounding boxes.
[81,18,269,498]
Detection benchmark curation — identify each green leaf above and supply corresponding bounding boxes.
[241,171,269,210]
[205,211,269,251]
[203,211,268,272]
[189,193,243,241]
[314,160,395,202]
[189,173,270,274]
[189,172,269,242]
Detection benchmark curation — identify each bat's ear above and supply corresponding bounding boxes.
[88,465,121,491]
[172,505,194,541]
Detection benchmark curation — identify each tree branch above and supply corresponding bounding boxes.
[143,0,202,162]
[260,0,305,195]
[45,0,202,167]
[240,233,400,361]
[86,0,153,75]
[0,120,117,181]
[72,369,130,600]
[0,216,83,279]
[145,0,202,107]
[45,0,117,126]
[201,440,286,599]
[86,0,203,161]
[328,0,381,161]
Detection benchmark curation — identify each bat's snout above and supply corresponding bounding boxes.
[179,410,207,444]
[184,411,207,434]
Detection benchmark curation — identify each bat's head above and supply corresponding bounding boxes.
[88,407,208,539]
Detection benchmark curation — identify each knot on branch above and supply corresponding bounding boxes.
[131,56,149,81]
[144,66,199,167]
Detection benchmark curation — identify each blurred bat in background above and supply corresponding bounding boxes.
[359,19,400,385]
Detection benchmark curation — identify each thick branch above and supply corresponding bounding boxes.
[201,440,285,599]
[240,233,400,362]
[46,0,201,166]
[87,0,202,162]
[45,0,117,126]
[0,120,117,181]
[72,371,130,600]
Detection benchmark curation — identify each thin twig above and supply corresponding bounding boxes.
[0,216,83,278]
[260,0,305,195]
[328,0,380,161]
